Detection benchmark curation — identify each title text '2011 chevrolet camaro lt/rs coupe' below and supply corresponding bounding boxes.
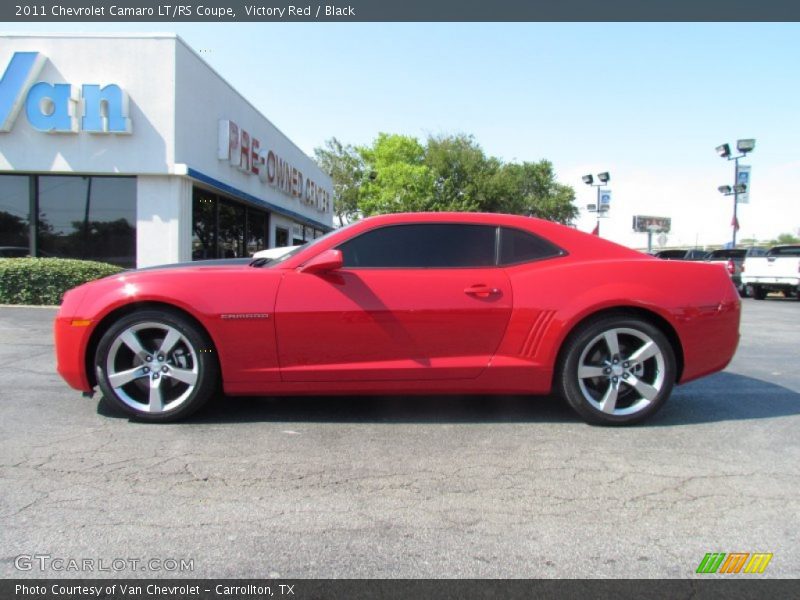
[55,213,740,425]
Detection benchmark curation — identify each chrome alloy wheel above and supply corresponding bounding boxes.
[105,321,199,414]
[576,327,666,416]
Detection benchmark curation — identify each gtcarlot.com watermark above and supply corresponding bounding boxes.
[14,554,194,573]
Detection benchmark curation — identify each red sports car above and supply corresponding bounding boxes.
[55,212,740,425]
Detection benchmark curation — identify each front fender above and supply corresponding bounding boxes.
[62,268,284,391]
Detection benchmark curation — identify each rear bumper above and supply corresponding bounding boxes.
[741,276,799,287]
[677,299,740,384]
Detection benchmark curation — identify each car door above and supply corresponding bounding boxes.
[274,223,513,382]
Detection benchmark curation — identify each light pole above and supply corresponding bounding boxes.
[716,139,755,248]
[583,172,610,235]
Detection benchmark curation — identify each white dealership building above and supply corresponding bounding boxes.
[0,33,334,268]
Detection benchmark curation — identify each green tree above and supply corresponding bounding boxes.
[423,134,493,212]
[357,133,435,215]
[483,160,578,224]
[770,232,800,245]
[314,137,365,226]
[319,132,578,224]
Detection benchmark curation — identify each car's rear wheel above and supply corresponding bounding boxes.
[95,310,218,422]
[557,316,676,425]
[748,285,766,300]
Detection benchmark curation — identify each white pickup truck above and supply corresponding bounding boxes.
[741,245,800,299]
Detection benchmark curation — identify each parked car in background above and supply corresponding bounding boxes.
[54,212,741,426]
[0,246,31,257]
[741,245,800,300]
[252,245,299,261]
[0,247,55,258]
[654,248,707,261]
[704,248,747,296]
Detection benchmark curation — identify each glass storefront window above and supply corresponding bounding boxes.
[0,175,31,254]
[0,174,136,266]
[218,200,245,258]
[37,176,136,267]
[246,208,268,257]
[192,187,269,259]
[191,189,217,260]
[275,227,289,247]
[88,177,136,267]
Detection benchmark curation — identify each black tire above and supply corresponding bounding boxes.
[95,309,219,422]
[738,284,748,298]
[556,315,676,426]
[749,285,766,300]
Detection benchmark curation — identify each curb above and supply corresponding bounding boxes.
[0,304,59,309]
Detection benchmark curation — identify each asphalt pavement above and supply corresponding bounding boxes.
[0,298,798,578]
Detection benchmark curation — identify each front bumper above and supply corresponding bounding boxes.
[54,315,95,392]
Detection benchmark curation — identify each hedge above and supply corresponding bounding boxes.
[0,258,124,305]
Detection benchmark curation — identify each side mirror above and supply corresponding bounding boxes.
[299,249,343,274]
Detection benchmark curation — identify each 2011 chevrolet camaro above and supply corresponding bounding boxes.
[55,212,741,425]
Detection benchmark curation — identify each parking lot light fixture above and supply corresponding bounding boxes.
[583,171,611,236]
[737,139,756,153]
[716,138,755,248]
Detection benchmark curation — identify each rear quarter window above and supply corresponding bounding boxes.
[498,227,564,265]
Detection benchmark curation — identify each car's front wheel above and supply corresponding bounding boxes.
[95,310,218,422]
[557,316,676,425]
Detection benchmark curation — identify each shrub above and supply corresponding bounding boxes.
[0,258,123,305]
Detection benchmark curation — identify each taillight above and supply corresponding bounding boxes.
[727,259,735,275]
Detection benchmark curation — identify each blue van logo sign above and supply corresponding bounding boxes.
[0,51,131,134]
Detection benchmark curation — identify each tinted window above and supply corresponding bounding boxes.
[339,224,496,268]
[0,175,30,251]
[246,208,269,256]
[499,227,562,265]
[38,175,136,267]
[656,250,687,259]
[275,227,289,247]
[706,249,746,260]
[191,189,217,260]
[218,200,245,258]
[768,246,800,257]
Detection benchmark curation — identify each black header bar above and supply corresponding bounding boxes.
[3,0,800,22]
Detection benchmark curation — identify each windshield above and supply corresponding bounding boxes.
[251,222,356,268]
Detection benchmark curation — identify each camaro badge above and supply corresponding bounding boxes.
[220,313,270,320]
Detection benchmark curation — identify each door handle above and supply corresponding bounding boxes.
[464,284,500,298]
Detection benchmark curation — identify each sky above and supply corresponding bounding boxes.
[2,22,799,249]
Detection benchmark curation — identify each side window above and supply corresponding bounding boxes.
[768,246,800,257]
[338,224,496,268]
[499,227,563,265]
